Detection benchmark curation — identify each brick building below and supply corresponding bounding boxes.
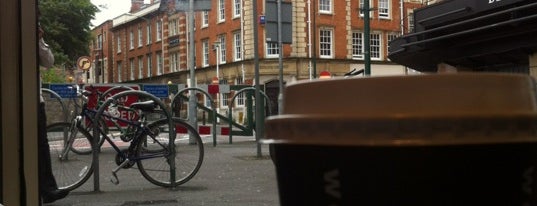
[90,0,427,113]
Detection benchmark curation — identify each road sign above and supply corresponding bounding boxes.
[142,84,170,98]
[77,56,92,71]
[49,84,77,98]
[265,0,292,44]
[174,0,211,11]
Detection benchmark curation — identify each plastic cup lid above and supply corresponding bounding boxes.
[264,73,537,146]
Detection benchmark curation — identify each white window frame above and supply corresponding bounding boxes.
[408,11,414,33]
[378,0,390,19]
[387,33,399,61]
[147,54,152,77]
[138,26,143,47]
[218,0,225,22]
[202,11,209,28]
[370,33,382,61]
[157,52,163,75]
[146,24,152,45]
[129,58,135,80]
[233,0,241,18]
[235,76,245,107]
[220,79,229,108]
[156,20,162,41]
[116,35,121,53]
[117,62,122,82]
[233,32,242,61]
[129,30,134,50]
[138,56,143,79]
[169,19,178,36]
[170,52,179,72]
[202,40,209,67]
[218,35,226,63]
[266,42,280,58]
[352,31,364,59]
[319,0,332,14]
[319,29,333,59]
[359,0,373,17]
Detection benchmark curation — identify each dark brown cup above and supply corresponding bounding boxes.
[265,73,537,206]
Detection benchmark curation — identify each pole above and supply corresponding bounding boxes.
[188,0,198,143]
[253,0,263,157]
[364,0,371,76]
[277,0,283,114]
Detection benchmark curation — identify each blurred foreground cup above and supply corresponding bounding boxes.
[264,73,537,206]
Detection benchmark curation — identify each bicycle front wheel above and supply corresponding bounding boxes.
[47,122,94,191]
[136,118,204,187]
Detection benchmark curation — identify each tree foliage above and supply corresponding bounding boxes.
[39,0,99,68]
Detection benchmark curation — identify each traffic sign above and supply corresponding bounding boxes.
[49,84,77,98]
[77,56,91,71]
[143,84,170,98]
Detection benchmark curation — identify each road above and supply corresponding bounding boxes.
[46,135,280,206]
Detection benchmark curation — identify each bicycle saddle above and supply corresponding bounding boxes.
[130,100,157,112]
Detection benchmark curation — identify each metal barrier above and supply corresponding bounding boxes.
[41,88,69,123]
[171,88,217,147]
[228,87,272,143]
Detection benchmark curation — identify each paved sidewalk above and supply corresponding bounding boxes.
[46,135,280,206]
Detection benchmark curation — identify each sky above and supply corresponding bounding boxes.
[90,0,131,26]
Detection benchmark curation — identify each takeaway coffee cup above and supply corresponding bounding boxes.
[264,73,537,206]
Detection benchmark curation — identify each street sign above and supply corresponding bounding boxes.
[84,84,140,127]
[49,83,77,98]
[143,84,170,98]
[77,56,91,71]
[265,0,292,44]
[174,0,211,11]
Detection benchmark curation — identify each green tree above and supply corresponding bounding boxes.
[39,0,99,68]
[41,68,65,83]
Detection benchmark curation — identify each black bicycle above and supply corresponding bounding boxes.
[46,88,204,190]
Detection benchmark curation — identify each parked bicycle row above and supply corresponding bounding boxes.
[44,85,204,191]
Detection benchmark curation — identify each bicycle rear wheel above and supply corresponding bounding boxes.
[136,118,204,187]
[47,122,94,191]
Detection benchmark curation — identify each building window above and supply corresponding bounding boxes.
[157,52,163,75]
[370,33,382,60]
[202,40,209,67]
[170,52,179,72]
[117,61,122,82]
[146,24,152,45]
[138,56,143,79]
[359,0,373,17]
[97,34,103,50]
[234,0,241,18]
[202,11,209,27]
[117,35,121,53]
[266,42,279,58]
[129,58,135,80]
[169,19,178,36]
[138,26,143,47]
[236,76,245,107]
[233,32,242,61]
[147,54,152,77]
[156,20,162,41]
[218,0,225,22]
[218,35,226,63]
[220,79,229,108]
[319,29,333,58]
[378,0,390,19]
[387,33,399,61]
[319,0,332,14]
[352,31,364,59]
[408,11,414,33]
[129,30,134,50]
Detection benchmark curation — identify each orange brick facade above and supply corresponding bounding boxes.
[90,0,426,86]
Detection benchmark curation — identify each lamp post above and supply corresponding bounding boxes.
[213,41,220,79]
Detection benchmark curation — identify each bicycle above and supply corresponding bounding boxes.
[47,89,204,190]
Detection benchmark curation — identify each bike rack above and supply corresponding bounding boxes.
[228,88,272,157]
[171,88,217,147]
[92,90,176,191]
[228,88,272,143]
